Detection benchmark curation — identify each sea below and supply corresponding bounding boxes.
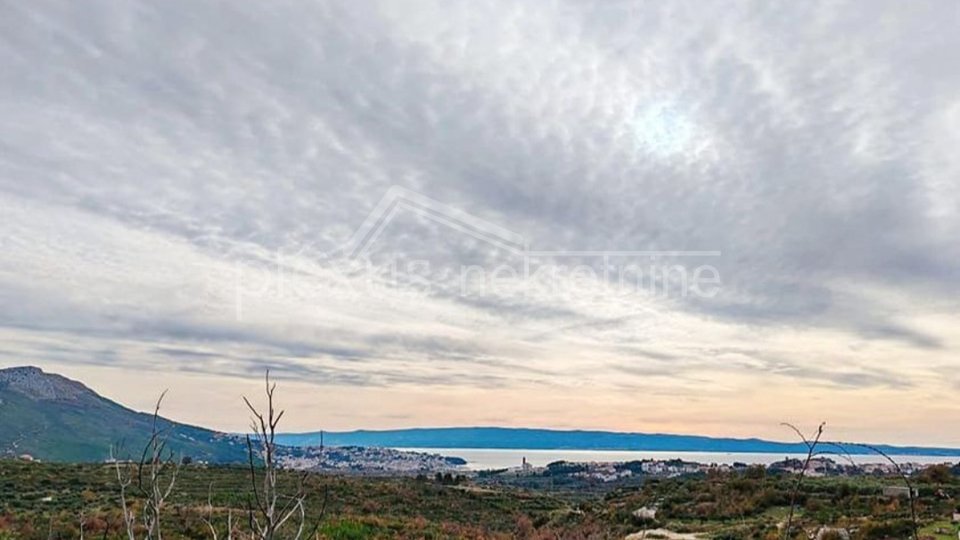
[399,448,960,471]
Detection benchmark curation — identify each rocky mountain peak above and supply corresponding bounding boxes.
[0,366,91,401]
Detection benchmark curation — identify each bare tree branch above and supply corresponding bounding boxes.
[243,369,309,540]
[781,421,825,540]
[111,445,136,540]
[112,391,181,540]
[836,441,920,540]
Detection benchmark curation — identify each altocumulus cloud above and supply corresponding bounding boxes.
[1,0,959,440]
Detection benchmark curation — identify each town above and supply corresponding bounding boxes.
[277,444,467,474]
[275,444,959,484]
[477,455,960,485]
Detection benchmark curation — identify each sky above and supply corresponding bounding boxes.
[1,0,959,446]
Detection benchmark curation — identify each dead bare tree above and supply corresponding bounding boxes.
[111,445,137,540]
[837,441,920,540]
[201,483,219,540]
[200,482,236,540]
[781,421,826,540]
[136,390,182,540]
[780,424,920,540]
[111,391,182,540]
[243,370,308,540]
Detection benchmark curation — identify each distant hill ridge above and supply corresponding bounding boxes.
[275,427,960,457]
[0,366,248,463]
[4,366,960,462]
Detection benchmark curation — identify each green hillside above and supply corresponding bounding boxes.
[0,366,247,463]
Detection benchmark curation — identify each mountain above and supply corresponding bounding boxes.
[0,366,248,463]
[275,427,960,457]
[5,366,959,463]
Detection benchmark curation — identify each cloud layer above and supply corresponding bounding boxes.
[1,0,959,443]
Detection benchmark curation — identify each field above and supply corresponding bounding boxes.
[1,460,958,539]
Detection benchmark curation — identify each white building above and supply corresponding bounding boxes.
[882,486,918,498]
[632,506,657,521]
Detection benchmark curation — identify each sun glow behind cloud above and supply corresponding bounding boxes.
[632,102,695,156]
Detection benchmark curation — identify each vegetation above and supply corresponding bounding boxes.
[600,465,960,539]
[0,460,586,539]
[1,459,958,539]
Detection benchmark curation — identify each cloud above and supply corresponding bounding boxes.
[0,0,959,439]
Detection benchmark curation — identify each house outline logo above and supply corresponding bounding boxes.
[341,185,721,262]
[219,185,723,321]
[343,186,528,259]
